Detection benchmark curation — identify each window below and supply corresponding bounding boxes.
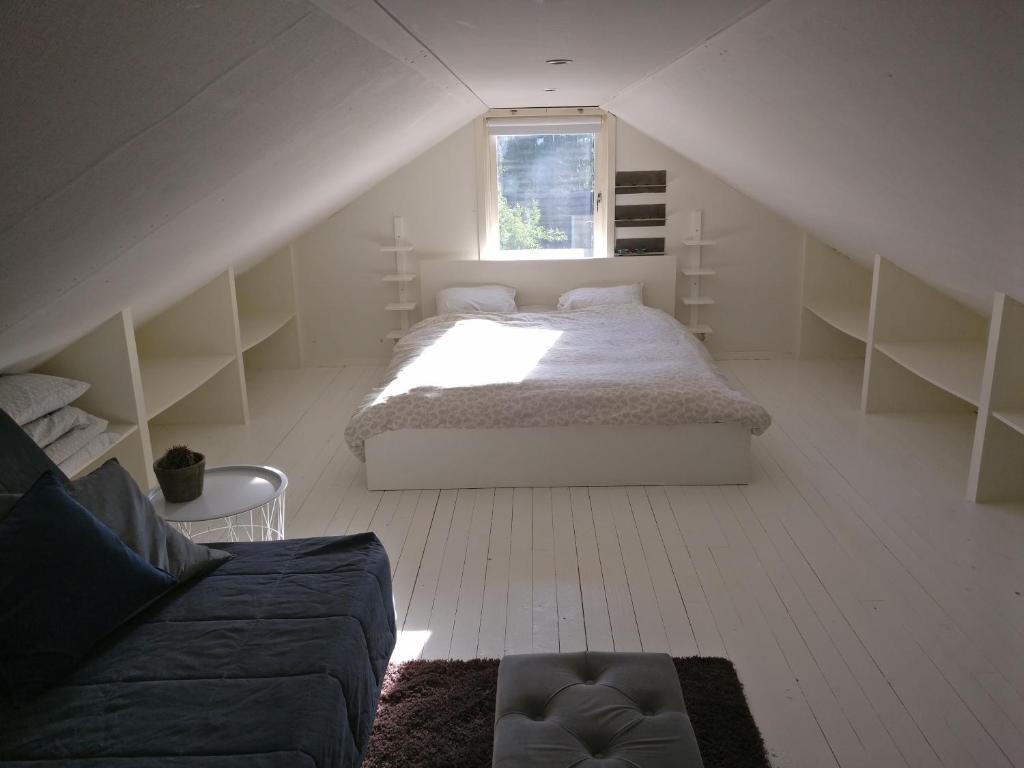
[478,111,612,260]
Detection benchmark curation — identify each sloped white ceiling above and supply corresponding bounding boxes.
[0,0,483,368]
[606,0,1023,313]
[376,0,767,107]
[2,0,1018,368]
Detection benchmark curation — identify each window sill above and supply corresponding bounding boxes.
[482,248,603,261]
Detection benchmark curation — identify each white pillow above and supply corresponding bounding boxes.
[557,283,643,311]
[0,373,90,426]
[436,284,517,315]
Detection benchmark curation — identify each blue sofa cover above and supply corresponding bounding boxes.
[0,534,396,768]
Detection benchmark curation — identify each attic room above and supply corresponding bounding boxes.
[0,1,1020,766]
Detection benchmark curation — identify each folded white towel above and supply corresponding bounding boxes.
[58,432,119,477]
[45,413,108,466]
[21,405,92,448]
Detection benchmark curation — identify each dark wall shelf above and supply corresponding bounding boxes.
[614,237,665,257]
[615,170,667,194]
[614,203,666,227]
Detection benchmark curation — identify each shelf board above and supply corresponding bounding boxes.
[682,268,716,277]
[681,296,715,306]
[683,239,716,247]
[380,245,414,253]
[686,324,713,335]
[139,354,235,420]
[385,330,406,340]
[385,302,417,312]
[382,274,417,283]
[874,340,987,406]
[804,302,870,343]
[993,410,1024,437]
[239,310,295,351]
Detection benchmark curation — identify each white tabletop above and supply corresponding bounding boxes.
[149,465,288,523]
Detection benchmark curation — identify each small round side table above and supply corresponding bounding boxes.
[148,465,288,542]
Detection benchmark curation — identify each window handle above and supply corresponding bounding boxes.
[596,191,602,212]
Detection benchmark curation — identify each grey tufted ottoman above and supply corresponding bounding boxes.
[493,651,704,768]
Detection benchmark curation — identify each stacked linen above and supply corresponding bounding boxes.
[0,373,119,477]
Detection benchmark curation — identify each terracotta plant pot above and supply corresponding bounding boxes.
[153,453,206,503]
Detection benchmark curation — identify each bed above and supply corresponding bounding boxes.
[346,256,771,490]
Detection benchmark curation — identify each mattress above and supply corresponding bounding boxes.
[0,534,396,768]
[345,304,771,460]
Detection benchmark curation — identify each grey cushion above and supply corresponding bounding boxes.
[0,408,66,492]
[0,493,17,522]
[67,459,232,581]
[494,652,704,768]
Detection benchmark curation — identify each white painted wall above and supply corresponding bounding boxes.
[295,124,480,364]
[616,121,802,358]
[294,117,805,363]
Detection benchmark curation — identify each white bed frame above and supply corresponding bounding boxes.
[365,255,752,489]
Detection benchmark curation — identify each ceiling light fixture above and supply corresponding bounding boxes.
[545,58,572,65]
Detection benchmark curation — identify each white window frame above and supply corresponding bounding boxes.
[476,107,615,260]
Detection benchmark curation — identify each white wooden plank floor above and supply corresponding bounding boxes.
[186,360,1024,768]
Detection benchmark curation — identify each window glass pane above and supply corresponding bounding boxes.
[495,132,595,252]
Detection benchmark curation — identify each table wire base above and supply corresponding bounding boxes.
[170,495,286,543]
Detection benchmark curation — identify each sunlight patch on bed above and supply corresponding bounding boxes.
[375,319,562,402]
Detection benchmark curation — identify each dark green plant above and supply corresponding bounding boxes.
[157,445,201,470]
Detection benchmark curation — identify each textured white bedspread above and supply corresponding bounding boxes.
[345,304,771,461]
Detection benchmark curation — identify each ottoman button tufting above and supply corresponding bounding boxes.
[494,652,705,768]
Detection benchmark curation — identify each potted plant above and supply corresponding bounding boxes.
[153,445,206,503]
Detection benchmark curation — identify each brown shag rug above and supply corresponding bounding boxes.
[363,657,770,768]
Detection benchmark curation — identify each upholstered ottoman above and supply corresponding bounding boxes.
[493,652,704,768]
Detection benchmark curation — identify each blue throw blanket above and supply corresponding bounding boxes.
[0,534,396,767]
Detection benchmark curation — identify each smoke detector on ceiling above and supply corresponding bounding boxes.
[545,58,572,65]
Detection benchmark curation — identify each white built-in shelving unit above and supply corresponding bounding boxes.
[35,309,152,486]
[797,235,873,359]
[235,246,301,370]
[28,247,303,490]
[862,255,988,414]
[967,292,1024,501]
[382,216,416,341]
[798,241,1024,505]
[797,244,1022,501]
[681,209,715,337]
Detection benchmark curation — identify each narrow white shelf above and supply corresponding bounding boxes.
[683,239,716,247]
[682,268,716,277]
[804,302,870,343]
[681,296,715,306]
[380,245,415,253]
[873,340,987,406]
[239,310,295,351]
[382,274,417,283]
[686,324,713,335]
[385,330,406,340]
[385,302,417,312]
[139,354,235,420]
[993,410,1024,437]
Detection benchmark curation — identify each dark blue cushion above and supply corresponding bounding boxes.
[0,471,177,704]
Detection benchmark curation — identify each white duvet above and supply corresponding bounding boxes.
[345,304,771,461]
